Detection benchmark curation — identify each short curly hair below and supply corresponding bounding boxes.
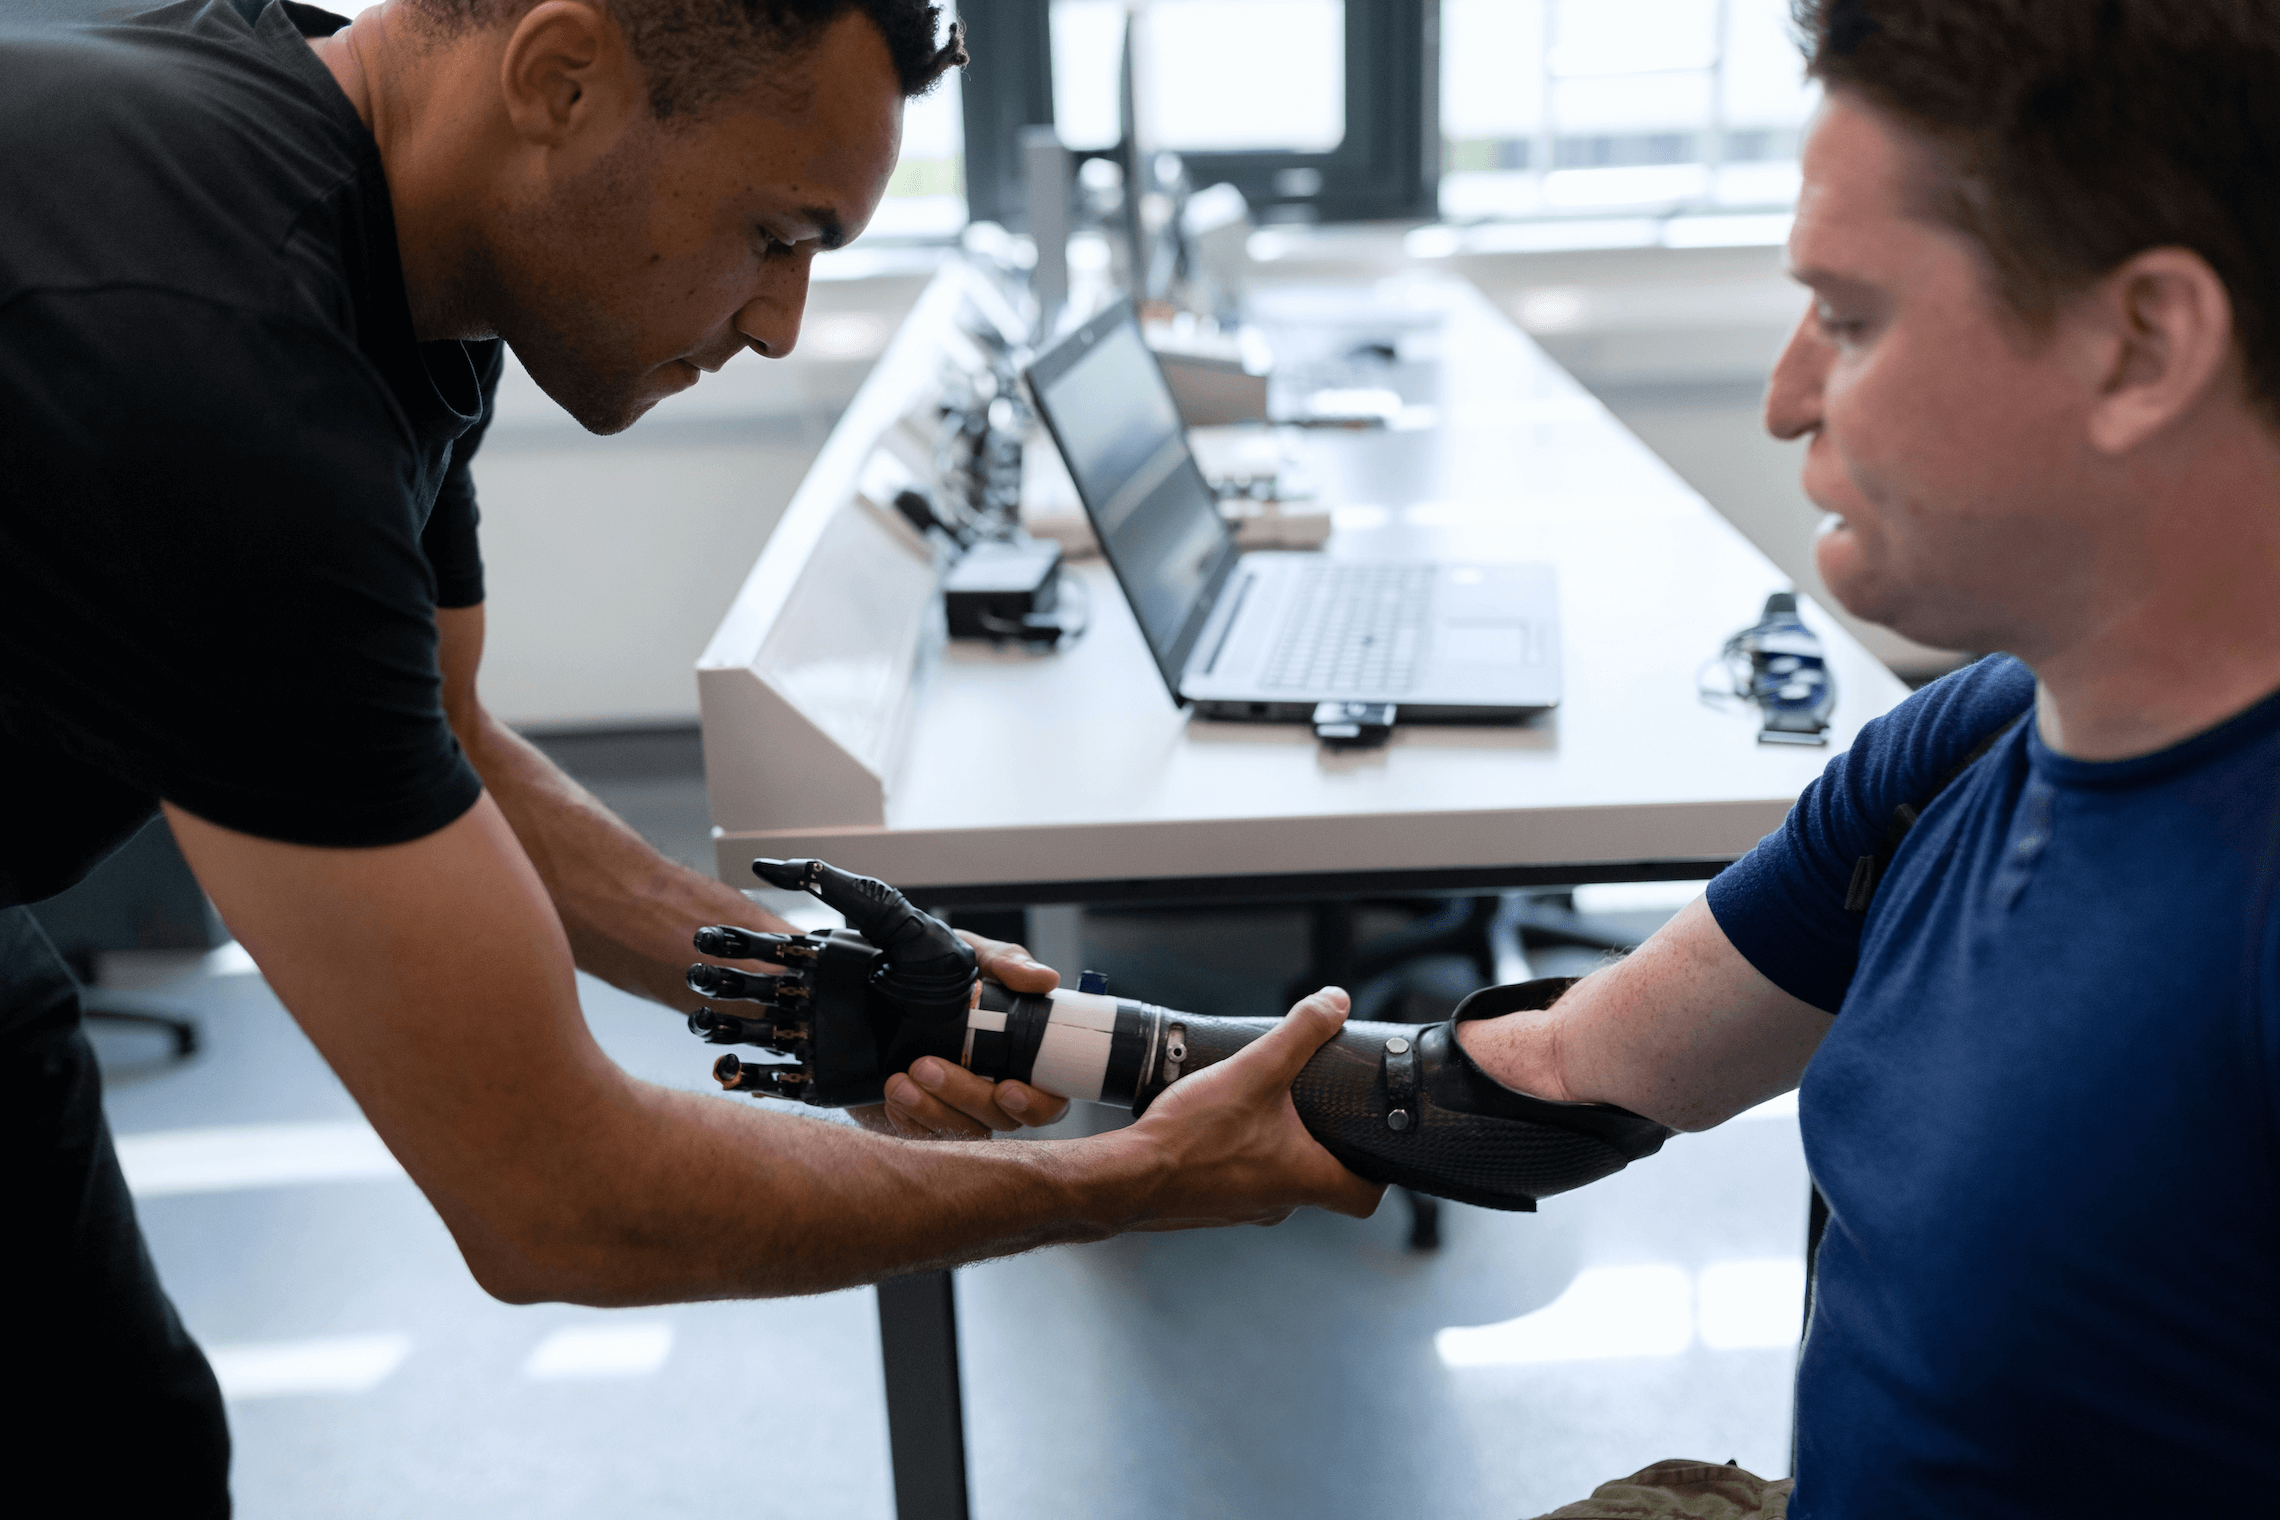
[408,0,966,119]
[1795,0,2280,422]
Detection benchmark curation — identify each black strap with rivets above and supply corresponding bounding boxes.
[1383,1034,1420,1132]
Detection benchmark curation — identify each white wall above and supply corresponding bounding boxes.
[467,268,935,730]
[1455,243,1960,676]
[472,427,821,728]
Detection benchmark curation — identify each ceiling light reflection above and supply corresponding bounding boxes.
[523,1322,676,1381]
[1435,1264,1692,1367]
[208,1333,411,1401]
[1435,1257,1808,1368]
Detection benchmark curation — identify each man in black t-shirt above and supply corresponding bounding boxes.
[0,0,1379,1506]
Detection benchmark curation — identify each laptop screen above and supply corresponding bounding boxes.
[1026,302,1239,696]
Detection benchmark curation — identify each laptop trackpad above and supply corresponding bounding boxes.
[1440,621,1530,665]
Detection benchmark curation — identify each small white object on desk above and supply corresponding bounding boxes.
[1024,420,1331,554]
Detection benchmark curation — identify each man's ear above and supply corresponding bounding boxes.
[2084,246,2238,455]
[498,0,643,152]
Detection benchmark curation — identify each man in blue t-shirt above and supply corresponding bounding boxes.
[1455,2,2280,1514]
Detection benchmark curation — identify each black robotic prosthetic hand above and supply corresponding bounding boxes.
[683,857,978,1106]
[685,858,1672,1212]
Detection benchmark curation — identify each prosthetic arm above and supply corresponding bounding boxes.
[684,859,1671,1213]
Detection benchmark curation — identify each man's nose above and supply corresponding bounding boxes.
[1764,304,1828,442]
[735,258,813,360]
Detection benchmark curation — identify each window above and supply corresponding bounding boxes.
[1050,0,1346,156]
[1044,0,1123,152]
[961,0,1429,231]
[954,0,1805,243]
[867,5,970,240]
[1439,0,1817,230]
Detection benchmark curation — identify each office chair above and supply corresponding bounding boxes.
[29,816,221,1060]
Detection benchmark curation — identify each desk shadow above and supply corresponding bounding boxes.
[1180,709,1561,761]
[939,639,1064,668]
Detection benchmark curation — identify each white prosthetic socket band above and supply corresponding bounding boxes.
[961,988,1180,1107]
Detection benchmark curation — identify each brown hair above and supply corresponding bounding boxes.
[1797,0,2280,418]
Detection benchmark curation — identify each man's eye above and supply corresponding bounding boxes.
[1816,305,1868,342]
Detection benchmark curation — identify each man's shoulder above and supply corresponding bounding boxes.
[0,1,369,318]
[1842,654,2037,812]
[1703,656,2037,1012]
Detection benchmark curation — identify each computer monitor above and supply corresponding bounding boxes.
[1026,300,1240,692]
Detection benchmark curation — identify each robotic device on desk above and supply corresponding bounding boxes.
[895,485,1086,648]
[1703,591,1836,746]
[942,538,1084,647]
[682,858,1672,1213]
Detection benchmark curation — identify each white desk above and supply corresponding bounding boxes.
[707,273,1906,905]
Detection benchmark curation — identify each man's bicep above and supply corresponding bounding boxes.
[1465,897,1832,1132]
[163,796,618,1251]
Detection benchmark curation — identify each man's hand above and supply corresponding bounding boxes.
[1107,986,1385,1228]
[859,929,1072,1140]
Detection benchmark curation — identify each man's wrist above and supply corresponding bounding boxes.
[1055,1127,1169,1234]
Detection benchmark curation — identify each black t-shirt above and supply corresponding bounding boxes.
[0,0,494,906]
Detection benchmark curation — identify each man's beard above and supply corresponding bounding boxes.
[500,291,659,435]
[482,136,666,435]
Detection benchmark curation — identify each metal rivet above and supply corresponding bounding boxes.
[1387,1108,1412,1131]
[1385,1036,1411,1055]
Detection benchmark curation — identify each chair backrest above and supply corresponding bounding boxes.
[26,816,223,981]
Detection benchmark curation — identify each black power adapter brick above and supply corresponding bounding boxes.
[944,538,1068,643]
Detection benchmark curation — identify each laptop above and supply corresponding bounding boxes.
[1024,299,1561,722]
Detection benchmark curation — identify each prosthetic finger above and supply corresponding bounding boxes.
[684,964,806,1005]
[685,1006,806,1055]
[751,859,975,1024]
[691,925,821,964]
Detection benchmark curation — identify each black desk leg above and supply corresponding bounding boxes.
[876,1270,971,1520]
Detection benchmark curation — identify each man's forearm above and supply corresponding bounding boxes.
[1458,897,1832,1131]
[471,986,1376,1304]
[457,709,779,1011]
[461,1065,1150,1304]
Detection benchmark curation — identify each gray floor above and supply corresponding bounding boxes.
[94,731,1808,1519]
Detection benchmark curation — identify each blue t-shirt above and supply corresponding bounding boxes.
[1708,655,2280,1514]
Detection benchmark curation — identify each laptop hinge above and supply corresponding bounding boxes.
[1199,569,1258,678]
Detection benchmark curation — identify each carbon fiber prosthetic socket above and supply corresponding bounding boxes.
[956,977,1673,1212]
[689,862,1672,1213]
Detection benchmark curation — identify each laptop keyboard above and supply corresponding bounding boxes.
[1259,562,1437,693]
